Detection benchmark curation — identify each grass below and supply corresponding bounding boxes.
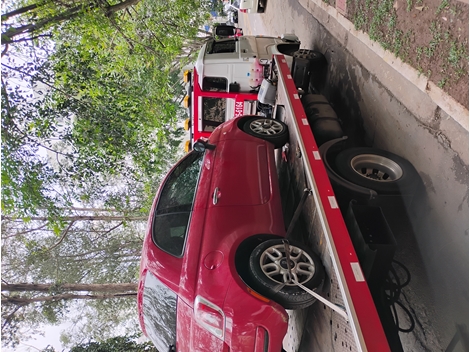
[436,0,449,14]
[348,0,468,100]
[438,77,447,88]
[448,41,467,68]
[406,0,413,12]
[424,21,442,59]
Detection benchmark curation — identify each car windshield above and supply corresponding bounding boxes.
[142,271,177,351]
[152,151,203,256]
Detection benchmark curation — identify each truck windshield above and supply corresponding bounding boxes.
[202,97,226,132]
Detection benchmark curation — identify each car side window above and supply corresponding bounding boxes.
[152,212,191,257]
[153,152,203,256]
[156,152,203,214]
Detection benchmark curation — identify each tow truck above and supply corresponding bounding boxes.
[181,34,325,151]
[182,33,422,351]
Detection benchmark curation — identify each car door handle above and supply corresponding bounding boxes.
[213,187,220,205]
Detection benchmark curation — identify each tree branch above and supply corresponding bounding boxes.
[1,4,39,21]
[2,33,53,45]
[1,282,138,293]
[105,0,141,15]
[45,221,75,252]
[2,215,147,221]
[2,5,83,44]
[1,303,26,329]
[2,292,137,305]
[1,223,48,239]
[1,62,81,101]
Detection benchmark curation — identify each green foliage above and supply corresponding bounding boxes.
[1,0,213,347]
[436,0,449,14]
[1,69,66,219]
[2,0,210,221]
[41,300,68,324]
[69,335,158,352]
[350,0,468,90]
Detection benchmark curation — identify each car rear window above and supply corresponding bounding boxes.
[153,152,203,256]
[142,271,177,352]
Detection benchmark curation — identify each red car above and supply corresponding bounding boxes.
[138,116,324,352]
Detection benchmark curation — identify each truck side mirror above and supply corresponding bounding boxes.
[229,82,240,92]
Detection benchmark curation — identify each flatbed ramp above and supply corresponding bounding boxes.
[273,55,390,352]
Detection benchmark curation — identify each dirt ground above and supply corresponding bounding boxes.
[341,0,469,108]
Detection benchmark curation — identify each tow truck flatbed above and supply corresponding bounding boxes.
[273,54,390,352]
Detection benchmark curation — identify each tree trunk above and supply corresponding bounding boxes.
[2,292,137,306]
[106,0,142,15]
[2,215,147,221]
[2,0,143,44]
[1,4,39,21]
[2,5,83,44]
[1,282,138,293]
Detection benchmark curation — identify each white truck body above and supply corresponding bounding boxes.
[185,35,300,147]
[194,36,295,92]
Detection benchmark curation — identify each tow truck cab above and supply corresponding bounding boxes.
[183,35,301,150]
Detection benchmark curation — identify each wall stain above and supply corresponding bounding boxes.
[452,154,469,186]
[419,172,436,194]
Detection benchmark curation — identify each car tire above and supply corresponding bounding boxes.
[249,239,324,309]
[335,147,419,195]
[242,117,289,148]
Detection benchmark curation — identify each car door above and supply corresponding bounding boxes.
[208,137,271,207]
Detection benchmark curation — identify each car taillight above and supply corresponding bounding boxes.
[194,296,225,339]
[240,8,247,12]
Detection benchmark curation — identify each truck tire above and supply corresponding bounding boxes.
[335,147,419,195]
[249,239,324,309]
[291,50,325,92]
[242,117,289,148]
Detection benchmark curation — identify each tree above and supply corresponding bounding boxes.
[1,0,214,347]
[1,280,140,347]
[1,205,149,347]
[69,335,158,352]
[1,0,209,222]
[2,0,156,45]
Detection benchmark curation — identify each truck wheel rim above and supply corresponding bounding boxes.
[350,154,403,182]
[259,244,315,286]
[250,119,284,136]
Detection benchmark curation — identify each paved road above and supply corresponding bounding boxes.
[240,2,469,351]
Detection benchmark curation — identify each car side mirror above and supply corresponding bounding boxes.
[194,140,216,153]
